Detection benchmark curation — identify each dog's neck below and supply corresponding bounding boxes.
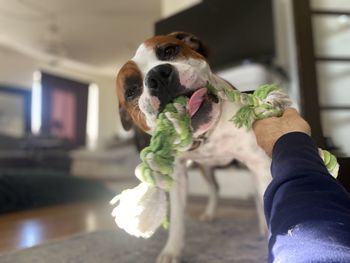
[209,73,236,92]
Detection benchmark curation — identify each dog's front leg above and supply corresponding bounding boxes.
[157,158,188,263]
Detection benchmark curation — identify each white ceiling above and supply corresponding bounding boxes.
[0,0,161,76]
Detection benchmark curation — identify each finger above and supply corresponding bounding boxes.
[253,116,277,132]
[282,107,299,117]
[252,123,261,133]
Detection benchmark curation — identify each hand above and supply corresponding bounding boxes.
[253,108,311,157]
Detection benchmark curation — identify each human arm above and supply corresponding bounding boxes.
[253,109,350,262]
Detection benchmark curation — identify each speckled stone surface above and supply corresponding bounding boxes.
[0,211,267,263]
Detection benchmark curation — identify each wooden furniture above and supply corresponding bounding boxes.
[70,141,139,181]
[293,0,350,189]
[292,0,325,148]
[293,0,350,151]
[338,157,350,192]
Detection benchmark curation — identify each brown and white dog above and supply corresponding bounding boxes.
[116,32,290,263]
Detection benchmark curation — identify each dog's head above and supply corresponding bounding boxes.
[116,32,220,136]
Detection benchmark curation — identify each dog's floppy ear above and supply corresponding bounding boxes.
[119,105,133,131]
[168,32,209,58]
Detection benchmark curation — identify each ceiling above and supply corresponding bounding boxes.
[0,0,161,76]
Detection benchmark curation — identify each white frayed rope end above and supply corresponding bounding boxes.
[110,182,167,239]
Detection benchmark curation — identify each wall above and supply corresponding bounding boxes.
[272,0,300,108]
[0,45,119,148]
[0,47,36,89]
[161,0,201,18]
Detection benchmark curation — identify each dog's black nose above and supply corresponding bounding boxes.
[145,63,185,111]
[145,64,175,93]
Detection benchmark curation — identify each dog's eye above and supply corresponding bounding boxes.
[156,44,179,61]
[164,46,177,58]
[125,85,140,101]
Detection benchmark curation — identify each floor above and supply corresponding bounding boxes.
[0,198,255,254]
[0,201,115,253]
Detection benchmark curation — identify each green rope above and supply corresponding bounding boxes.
[319,149,339,178]
[209,82,339,178]
[135,96,193,191]
[208,83,285,128]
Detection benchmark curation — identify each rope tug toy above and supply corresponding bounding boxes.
[110,96,193,238]
[111,83,339,238]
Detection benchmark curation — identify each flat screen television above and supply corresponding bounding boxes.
[155,0,275,71]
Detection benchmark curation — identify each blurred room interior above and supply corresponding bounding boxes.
[0,0,349,262]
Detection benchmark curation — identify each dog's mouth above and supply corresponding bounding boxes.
[187,87,215,117]
[182,87,220,136]
[148,85,220,136]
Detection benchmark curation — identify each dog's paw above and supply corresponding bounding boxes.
[199,212,215,222]
[156,253,180,263]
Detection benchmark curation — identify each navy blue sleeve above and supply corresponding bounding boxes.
[264,132,350,263]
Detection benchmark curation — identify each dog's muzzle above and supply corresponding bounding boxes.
[145,64,185,110]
